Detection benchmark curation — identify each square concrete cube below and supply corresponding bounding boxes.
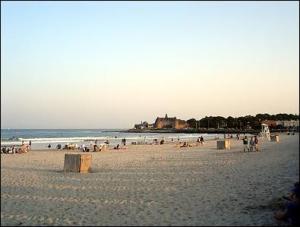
[64,154,92,173]
[217,140,231,150]
[271,135,279,142]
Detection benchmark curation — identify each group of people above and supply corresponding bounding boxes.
[152,138,165,145]
[1,144,30,154]
[242,135,259,152]
[274,182,300,225]
[81,143,108,152]
[113,138,127,150]
[180,141,192,148]
[53,138,127,152]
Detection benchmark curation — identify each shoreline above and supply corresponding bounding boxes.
[2,133,256,151]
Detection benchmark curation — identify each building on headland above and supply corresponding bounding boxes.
[133,114,188,130]
[154,114,187,129]
[261,120,277,128]
[276,120,299,128]
[134,121,154,129]
[262,120,299,129]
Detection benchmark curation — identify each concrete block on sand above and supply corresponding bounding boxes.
[271,135,280,142]
[217,139,231,149]
[64,154,92,173]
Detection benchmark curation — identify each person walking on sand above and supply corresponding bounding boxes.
[249,136,255,152]
[243,136,249,152]
[254,135,259,152]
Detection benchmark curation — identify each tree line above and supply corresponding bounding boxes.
[186,113,299,130]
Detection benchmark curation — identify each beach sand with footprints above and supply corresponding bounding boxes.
[1,133,299,226]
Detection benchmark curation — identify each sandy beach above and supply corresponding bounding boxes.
[1,133,299,226]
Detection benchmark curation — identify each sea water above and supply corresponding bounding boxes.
[1,129,220,150]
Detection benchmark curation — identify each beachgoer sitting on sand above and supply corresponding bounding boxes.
[243,136,249,152]
[80,144,84,151]
[56,144,62,149]
[200,136,204,145]
[180,142,189,148]
[2,147,11,154]
[17,145,29,154]
[93,144,98,152]
[48,144,51,149]
[160,139,165,145]
[104,140,109,145]
[114,144,120,150]
[274,182,300,226]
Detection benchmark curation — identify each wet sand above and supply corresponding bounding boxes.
[1,134,299,226]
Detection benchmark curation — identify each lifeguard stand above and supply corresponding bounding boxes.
[260,123,271,141]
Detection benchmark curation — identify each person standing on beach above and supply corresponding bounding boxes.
[29,140,32,147]
[249,137,255,152]
[254,136,259,152]
[243,136,249,152]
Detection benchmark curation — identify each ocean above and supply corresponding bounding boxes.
[1,129,222,149]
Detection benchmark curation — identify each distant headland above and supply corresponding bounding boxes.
[128,113,299,134]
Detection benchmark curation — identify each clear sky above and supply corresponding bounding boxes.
[1,1,299,129]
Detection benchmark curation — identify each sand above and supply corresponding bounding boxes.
[1,134,299,226]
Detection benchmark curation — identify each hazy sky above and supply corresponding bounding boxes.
[1,1,299,129]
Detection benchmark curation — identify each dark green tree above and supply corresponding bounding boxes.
[187,118,197,128]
